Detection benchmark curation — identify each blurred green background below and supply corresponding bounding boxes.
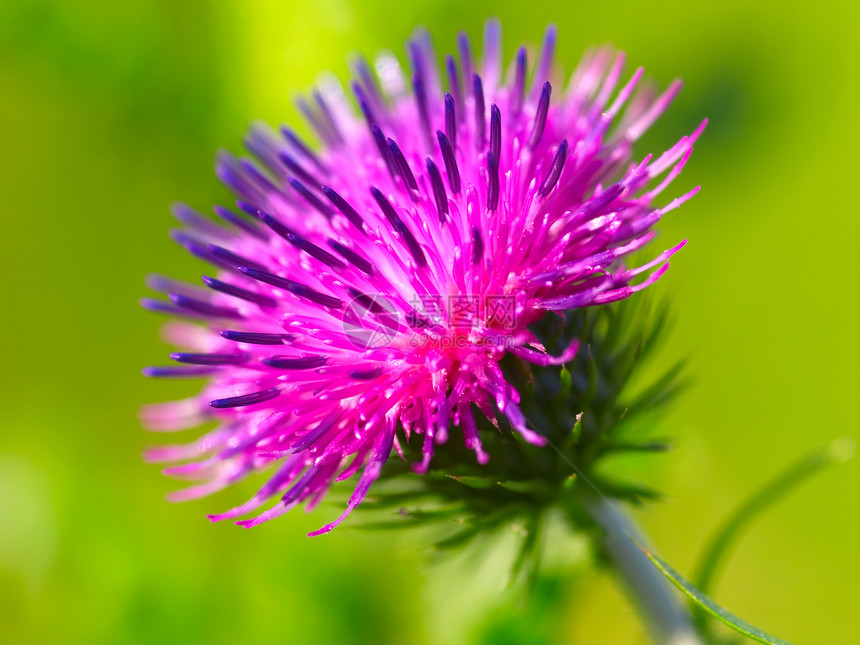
[1,0,858,642]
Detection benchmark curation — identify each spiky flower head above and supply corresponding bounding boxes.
[141,20,703,535]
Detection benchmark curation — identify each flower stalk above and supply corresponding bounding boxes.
[583,494,703,645]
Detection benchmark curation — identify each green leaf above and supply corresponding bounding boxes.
[509,514,541,587]
[557,365,572,402]
[600,440,672,454]
[694,437,855,596]
[560,412,583,452]
[636,542,794,645]
[444,474,498,489]
[625,359,687,417]
[495,479,555,497]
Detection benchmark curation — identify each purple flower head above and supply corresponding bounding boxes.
[141,21,704,535]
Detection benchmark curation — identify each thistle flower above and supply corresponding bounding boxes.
[141,20,703,535]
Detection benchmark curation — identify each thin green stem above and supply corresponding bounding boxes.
[583,495,703,645]
[693,438,854,597]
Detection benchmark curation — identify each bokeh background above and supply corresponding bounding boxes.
[2,0,858,642]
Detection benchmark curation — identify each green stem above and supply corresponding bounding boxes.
[693,438,853,596]
[583,495,703,645]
